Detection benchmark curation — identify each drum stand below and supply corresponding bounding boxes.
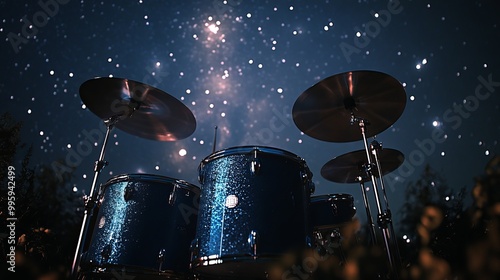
[314,228,347,264]
[356,176,377,245]
[371,140,403,270]
[351,114,401,278]
[71,116,119,279]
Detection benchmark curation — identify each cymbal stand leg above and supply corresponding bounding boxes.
[371,141,402,271]
[354,117,397,278]
[330,228,347,265]
[358,178,377,245]
[71,117,116,279]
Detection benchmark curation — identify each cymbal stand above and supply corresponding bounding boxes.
[356,175,377,245]
[350,114,398,278]
[371,140,402,270]
[71,115,120,279]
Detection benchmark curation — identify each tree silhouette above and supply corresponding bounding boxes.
[398,164,469,277]
[0,112,81,279]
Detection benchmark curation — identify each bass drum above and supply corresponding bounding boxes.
[81,174,200,279]
[191,146,314,279]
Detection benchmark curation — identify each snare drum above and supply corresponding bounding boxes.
[191,146,314,279]
[81,174,200,279]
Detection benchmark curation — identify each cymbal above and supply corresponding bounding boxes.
[292,70,406,142]
[321,148,404,184]
[80,77,196,141]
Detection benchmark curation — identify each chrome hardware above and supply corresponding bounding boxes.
[330,200,339,216]
[305,235,312,248]
[308,181,316,194]
[248,230,259,257]
[250,159,261,175]
[101,244,111,261]
[198,163,205,184]
[158,249,166,271]
[300,167,313,188]
[123,185,133,201]
[250,149,261,175]
[330,229,342,249]
[190,238,200,262]
[168,184,179,206]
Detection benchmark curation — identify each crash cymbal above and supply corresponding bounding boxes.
[292,70,406,142]
[321,148,404,184]
[80,77,196,141]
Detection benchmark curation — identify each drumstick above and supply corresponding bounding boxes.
[212,125,218,153]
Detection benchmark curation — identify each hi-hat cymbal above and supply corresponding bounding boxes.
[293,70,406,142]
[321,148,404,184]
[80,77,196,141]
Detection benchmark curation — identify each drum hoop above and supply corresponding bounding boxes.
[83,264,183,277]
[311,193,353,203]
[103,173,200,194]
[202,146,305,164]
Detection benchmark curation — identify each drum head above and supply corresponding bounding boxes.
[103,173,199,193]
[202,146,305,165]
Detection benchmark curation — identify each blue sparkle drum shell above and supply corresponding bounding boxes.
[309,193,356,230]
[191,146,314,279]
[81,174,200,279]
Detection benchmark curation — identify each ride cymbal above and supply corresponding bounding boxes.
[321,148,404,183]
[293,70,406,142]
[80,77,196,141]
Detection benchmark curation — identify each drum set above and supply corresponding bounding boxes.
[72,70,407,279]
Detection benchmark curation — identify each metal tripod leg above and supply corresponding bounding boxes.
[371,141,403,272]
[71,119,115,279]
[358,179,377,245]
[354,117,398,278]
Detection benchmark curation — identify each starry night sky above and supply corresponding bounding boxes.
[1,0,499,230]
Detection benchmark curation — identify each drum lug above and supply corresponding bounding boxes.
[100,244,111,262]
[169,184,179,206]
[250,149,261,175]
[308,181,316,194]
[250,159,261,175]
[300,169,309,182]
[123,185,133,201]
[306,235,312,248]
[190,238,200,262]
[158,248,166,271]
[97,183,106,203]
[248,230,259,257]
[330,201,338,216]
[198,165,205,184]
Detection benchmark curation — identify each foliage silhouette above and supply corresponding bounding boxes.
[1,112,81,279]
